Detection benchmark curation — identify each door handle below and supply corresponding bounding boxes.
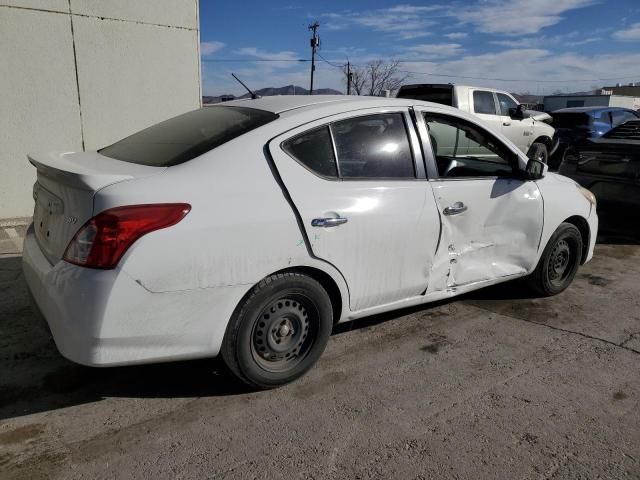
[311,217,348,227]
[443,202,467,216]
[503,121,511,126]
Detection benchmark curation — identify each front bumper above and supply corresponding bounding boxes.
[22,225,247,366]
[584,207,598,264]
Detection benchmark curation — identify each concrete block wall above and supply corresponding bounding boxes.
[0,0,201,223]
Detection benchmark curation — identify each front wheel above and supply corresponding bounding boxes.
[221,272,333,389]
[528,142,549,164]
[527,223,583,296]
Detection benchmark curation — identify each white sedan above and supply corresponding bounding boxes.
[23,96,598,388]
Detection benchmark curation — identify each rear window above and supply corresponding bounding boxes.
[552,112,591,129]
[396,85,453,106]
[99,106,278,166]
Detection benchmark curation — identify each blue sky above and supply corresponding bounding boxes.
[199,0,640,96]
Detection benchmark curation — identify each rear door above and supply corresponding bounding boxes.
[470,90,501,133]
[269,108,441,311]
[414,108,543,291]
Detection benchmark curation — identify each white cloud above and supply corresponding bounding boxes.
[613,22,640,41]
[204,48,640,96]
[397,49,640,94]
[200,41,225,56]
[445,32,468,40]
[322,5,447,40]
[492,33,601,48]
[457,0,596,35]
[406,43,464,59]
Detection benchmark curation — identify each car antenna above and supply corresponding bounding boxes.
[231,73,260,99]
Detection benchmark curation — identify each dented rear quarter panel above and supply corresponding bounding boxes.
[93,124,351,320]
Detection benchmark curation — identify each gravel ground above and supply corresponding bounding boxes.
[1,243,639,479]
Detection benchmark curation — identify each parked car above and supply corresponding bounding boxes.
[550,106,640,169]
[23,96,597,389]
[397,84,557,163]
[559,119,640,238]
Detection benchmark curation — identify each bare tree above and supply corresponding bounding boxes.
[366,60,408,96]
[344,60,408,96]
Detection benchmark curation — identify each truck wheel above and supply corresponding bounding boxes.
[527,223,583,296]
[528,142,548,164]
[221,272,333,389]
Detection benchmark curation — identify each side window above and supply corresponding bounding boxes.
[612,110,639,126]
[282,126,338,178]
[423,113,516,178]
[496,93,518,116]
[473,91,497,115]
[332,113,415,179]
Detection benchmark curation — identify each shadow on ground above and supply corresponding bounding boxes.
[1,232,637,420]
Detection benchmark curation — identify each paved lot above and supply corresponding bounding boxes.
[1,243,639,479]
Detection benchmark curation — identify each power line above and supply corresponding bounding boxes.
[202,57,639,84]
[316,53,344,69]
[201,58,310,63]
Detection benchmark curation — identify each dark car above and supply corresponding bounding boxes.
[550,107,640,169]
[559,120,640,238]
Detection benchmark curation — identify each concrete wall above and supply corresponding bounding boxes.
[0,0,201,223]
[608,95,640,110]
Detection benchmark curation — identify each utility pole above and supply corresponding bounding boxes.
[346,61,352,95]
[308,21,319,95]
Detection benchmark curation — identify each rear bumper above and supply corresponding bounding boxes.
[22,225,247,366]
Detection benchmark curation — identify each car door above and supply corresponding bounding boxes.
[269,109,441,312]
[496,92,533,151]
[414,108,544,292]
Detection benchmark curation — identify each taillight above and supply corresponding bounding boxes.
[63,204,191,269]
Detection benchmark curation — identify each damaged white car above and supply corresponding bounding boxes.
[23,96,598,388]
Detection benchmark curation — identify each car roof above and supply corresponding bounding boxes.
[209,95,423,114]
[553,106,635,114]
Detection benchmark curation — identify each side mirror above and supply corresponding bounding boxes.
[525,158,548,180]
[510,104,527,119]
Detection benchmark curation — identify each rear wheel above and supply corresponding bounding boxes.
[221,272,333,389]
[528,142,549,164]
[528,223,583,296]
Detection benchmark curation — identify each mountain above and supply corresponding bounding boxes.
[203,85,343,104]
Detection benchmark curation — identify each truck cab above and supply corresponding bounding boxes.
[397,84,556,163]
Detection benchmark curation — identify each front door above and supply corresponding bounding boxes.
[416,109,544,292]
[269,109,440,311]
[496,92,532,152]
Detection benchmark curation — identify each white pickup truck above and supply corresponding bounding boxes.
[397,84,557,163]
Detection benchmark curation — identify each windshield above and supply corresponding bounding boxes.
[552,112,591,129]
[99,106,278,166]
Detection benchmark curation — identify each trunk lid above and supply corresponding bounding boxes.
[28,151,164,264]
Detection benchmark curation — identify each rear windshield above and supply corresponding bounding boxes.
[551,112,591,129]
[99,106,278,166]
[397,85,453,106]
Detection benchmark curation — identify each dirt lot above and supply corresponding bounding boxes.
[1,243,639,479]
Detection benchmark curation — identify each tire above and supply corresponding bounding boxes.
[528,223,583,296]
[528,142,549,164]
[221,272,333,389]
